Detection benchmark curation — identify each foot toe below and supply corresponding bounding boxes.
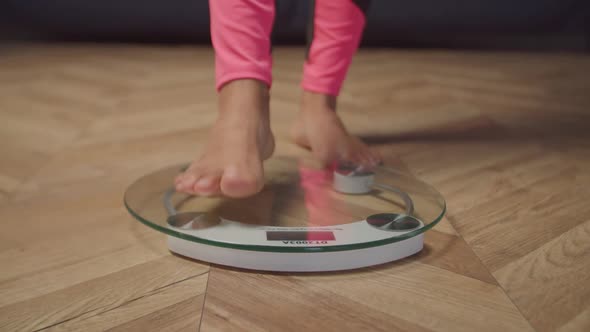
[371,149,383,165]
[220,165,263,198]
[193,175,221,196]
[176,173,198,193]
[174,174,183,186]
[361,150,376,167]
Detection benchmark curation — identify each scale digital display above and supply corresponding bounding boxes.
[266,231,335,241]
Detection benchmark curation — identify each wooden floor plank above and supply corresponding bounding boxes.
[420,230,497,285]
[0,236,166,307]
[106,294,205,332]
[302,264,532,332]
[45,276,207,332]
[200,267,431,332]
[453,176,590,272]
[200,263,531,332]
[0,256,208,332]
[494,220,590,332]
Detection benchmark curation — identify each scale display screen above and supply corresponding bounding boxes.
[266,231,335,241]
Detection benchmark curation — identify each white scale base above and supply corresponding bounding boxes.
[164,169,426,272]
[167,233,424,272]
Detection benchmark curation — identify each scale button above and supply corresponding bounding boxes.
[366,213,422,232]
[333,164,374,194]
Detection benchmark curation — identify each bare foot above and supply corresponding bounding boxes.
[175,80,274,198]
[291,91,381,168]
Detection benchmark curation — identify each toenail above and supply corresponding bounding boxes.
[181,176,195,186]
[196,177,214,189]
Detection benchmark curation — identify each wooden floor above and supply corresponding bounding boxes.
[1,43,589,332]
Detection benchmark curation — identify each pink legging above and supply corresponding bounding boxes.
[209,0,370,96]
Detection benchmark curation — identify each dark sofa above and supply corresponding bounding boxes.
[2,0,589,50]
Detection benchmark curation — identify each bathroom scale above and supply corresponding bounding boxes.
[124,156,446,272]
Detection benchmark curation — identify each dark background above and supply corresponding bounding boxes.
[1,0,589,51]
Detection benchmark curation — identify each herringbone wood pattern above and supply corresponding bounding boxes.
[0,43,589,332]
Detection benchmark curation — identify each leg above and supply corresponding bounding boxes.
[302,0,369,96]
[292,0,381,167]
[175,0,276,198]
[211,0,275,90]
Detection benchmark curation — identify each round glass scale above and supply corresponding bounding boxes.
[124,156,446,272]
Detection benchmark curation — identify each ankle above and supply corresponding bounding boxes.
[220,79,269,96]
[219,79,270,116]
[301,90,336,112]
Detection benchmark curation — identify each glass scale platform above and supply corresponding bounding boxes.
[124,156,446,272]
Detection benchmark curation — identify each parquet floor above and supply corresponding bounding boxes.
[0,43,589,332]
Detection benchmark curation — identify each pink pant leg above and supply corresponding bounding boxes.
[302,0,368,96]
[209,0,275,91]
